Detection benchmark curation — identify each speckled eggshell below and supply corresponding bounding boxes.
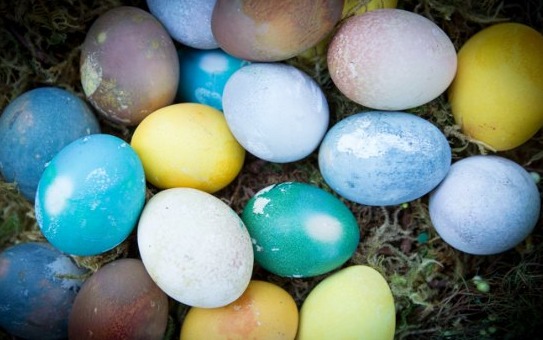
[80,6,179,126]
[137,188,254,308]
[147,0,218,49]
[0,242,86,340]
[176,47,248,110]
[69,259,169,339]
[35,134,146,256]
[242,182,360,278]
[223,63,329,163]
[429,155,540,255]
[0,87,100,201]
[327,9,457,110]
[318,111,451,206]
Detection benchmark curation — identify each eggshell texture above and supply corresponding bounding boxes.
[242,182,360,278]
[212,0,344,61]
[176,47,248,110]
[223,63,329,163]
[69,259,169,340]
[130,103,245,192]
[448,23,543,151]
[327,9,457,110]
[319,111,451,206]
[147,0,218,49]
[0,87,100,201]
[180,280,298,339]
[297,265,395,340]
[137,188,254,308]
[429,155,540,255]
[0,242,86,340]
[35,134,146,256]
[80,6,179,126]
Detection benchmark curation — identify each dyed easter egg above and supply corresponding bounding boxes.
[176,47,248,110]
[69,258,169,339]
[0,87,99,201]
[223,63,329,163]
[328,9,457,110]
[35,134,146,256]
[448,23,543,151]
[80,6,179,126]
[429,155,540,255]
[212,0,344,61]
[180,280,298,339]
[137,188,254,308]
[297,265,395,339]
[130,103,245,192]
[242,182,360,278]
[0,242,86,340]
[319,111,451,206]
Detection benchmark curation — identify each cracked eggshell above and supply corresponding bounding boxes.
[35,134,146,256]
[137,188,254,308]
[318,111,451,206]
[80,6,179,126]
[327,9,457,110]
[429,155,540,255]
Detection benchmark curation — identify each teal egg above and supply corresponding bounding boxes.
[242,182,360,278]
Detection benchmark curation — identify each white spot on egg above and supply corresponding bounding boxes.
[45,176,74,216]
[255,245,263,252]
[253,197,271,215]
[46,257,82,290]
[199,53,229,73]
[305,214,342,243]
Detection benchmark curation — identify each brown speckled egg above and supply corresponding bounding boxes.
[212,0,344,61]
[80,6,179,126]
[68,258,169,340]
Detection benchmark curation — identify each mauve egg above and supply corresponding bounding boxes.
[328,9,457,110]
[69,258,169,339]
[80,6,179,126]
[212,0,344,61]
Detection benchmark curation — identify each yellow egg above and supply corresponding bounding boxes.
[130,103,245,192]
[180,280,299,339]
[448,23,543,151]
[297,265,395,340]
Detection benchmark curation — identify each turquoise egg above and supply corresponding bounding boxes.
[35,134,146,256]
[242,182,360,278]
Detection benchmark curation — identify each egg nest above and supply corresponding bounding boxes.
[1,0,542,339]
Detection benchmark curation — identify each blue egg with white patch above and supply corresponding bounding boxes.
[35,134,146,256]
[319,111,451,206]
[241,182,360,278]
[176,47,248,110]
[0,242,87,340]
[0,87,100,202]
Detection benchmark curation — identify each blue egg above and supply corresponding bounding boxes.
[0,242,86,340]
[319,111,451,206]
[176,47,248,110]
[0,87,100,201]
[35,134,146,256]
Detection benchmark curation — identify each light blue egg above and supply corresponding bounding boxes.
[319,111,451,206]
[35,134,146,256]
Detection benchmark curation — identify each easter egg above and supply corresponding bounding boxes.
[212,0,344,61]
[130,103,245,192]
[0,87,100,201]
[429,155,540,255]
[137,188,254,308]
[327,9,457,110]
[241,182,360,278]
[35,134,146,256]
[223,63,329,163]
[69,258,169,339]
[319,111,451,206]
[448,23,543,151]
[0,242,86,340]
[80,6,179,126]
[147,0,218,49]
[297,265,395,339]
[180,280,298,339]
[176,46,248,110]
